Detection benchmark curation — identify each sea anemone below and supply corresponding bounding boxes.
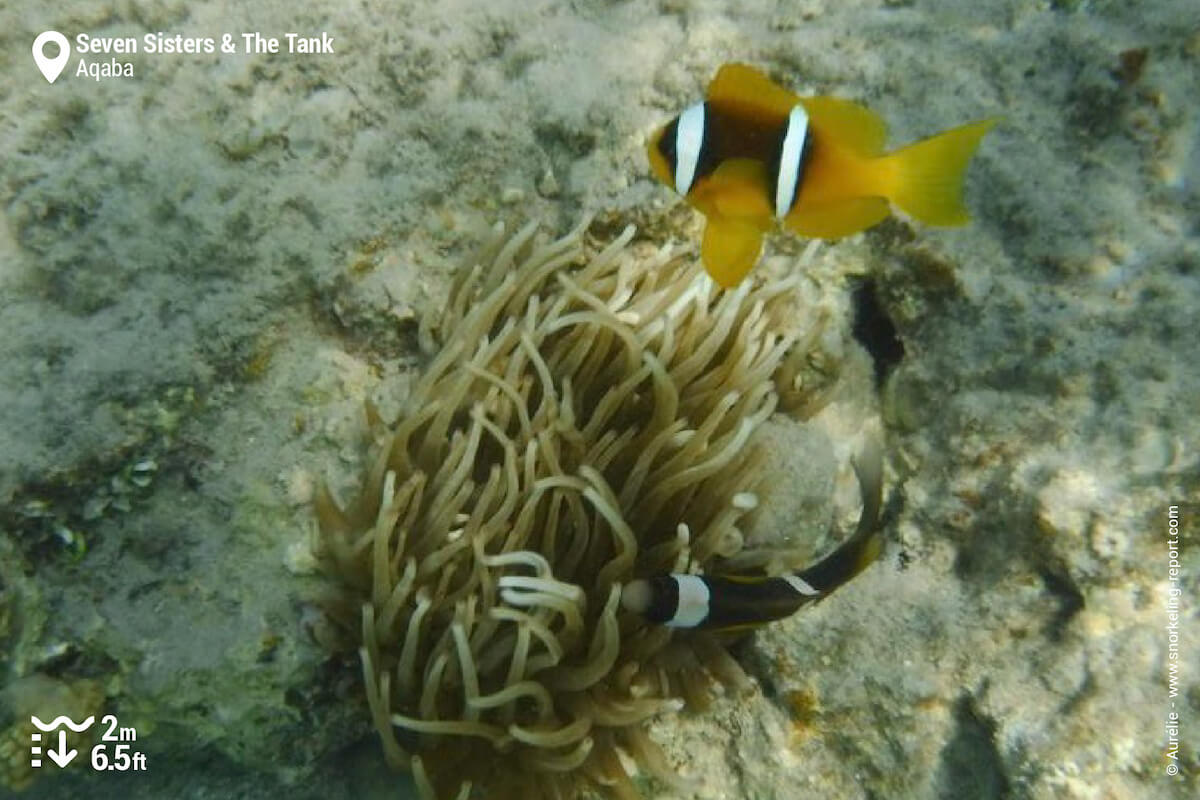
[313,219,824,799]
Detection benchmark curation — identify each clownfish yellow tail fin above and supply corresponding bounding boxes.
[884,118,998,227]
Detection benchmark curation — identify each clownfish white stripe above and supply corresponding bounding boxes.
[774,104,809,219]
[783,574,820,597]
[674,102,707,196]
[669,574,711,628]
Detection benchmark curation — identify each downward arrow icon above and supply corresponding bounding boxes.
[47,729,77,768]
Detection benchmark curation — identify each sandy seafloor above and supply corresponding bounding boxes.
[1,0,1198,798]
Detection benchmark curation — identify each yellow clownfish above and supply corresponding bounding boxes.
[647,63,997,288]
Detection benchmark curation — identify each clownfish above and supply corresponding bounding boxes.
[647,63,997,288]
[621,435,884,632]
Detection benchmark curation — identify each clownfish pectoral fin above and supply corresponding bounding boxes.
[691,157,772,219]
[799,96,889,155]
[883,118,998,226]
[784,196,891,240]
[704,158,774,219]
[701,214,765,288]
[707,63,798,122]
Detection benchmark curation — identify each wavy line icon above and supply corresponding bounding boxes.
[30,715,95,732]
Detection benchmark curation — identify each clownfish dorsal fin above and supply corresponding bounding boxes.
[799,96,889,155]
[706,63,798,123]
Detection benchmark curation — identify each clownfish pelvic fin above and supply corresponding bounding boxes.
[693,159,774,288]
[701,215,767,289]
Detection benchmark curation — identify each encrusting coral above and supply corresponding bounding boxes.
[313,219,829,799]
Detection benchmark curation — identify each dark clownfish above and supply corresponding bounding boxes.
[621,436,884,632]
[647,63,998,288]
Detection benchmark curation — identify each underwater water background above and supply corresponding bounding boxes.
[1,1,1196,798]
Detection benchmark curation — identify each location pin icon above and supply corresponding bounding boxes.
[33,31,70,84]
